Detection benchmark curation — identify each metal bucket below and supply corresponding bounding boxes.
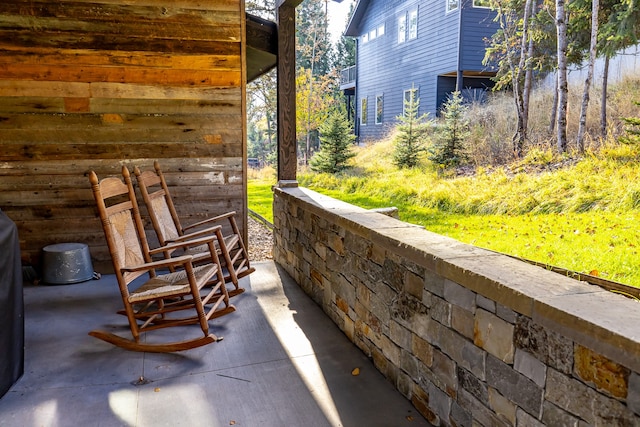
[41,243,96,285]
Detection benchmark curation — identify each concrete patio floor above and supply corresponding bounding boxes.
[0,261,430,427]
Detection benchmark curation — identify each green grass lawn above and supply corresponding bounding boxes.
[249,179,640,287]
[248,143,640,288]
[247,179,275,223]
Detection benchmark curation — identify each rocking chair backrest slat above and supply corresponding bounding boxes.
[149,192,181,242]
[106,210,147,284]
[134,164,183,246]
[89,167,153,286]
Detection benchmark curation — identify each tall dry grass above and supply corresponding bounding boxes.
[464,76,640,166]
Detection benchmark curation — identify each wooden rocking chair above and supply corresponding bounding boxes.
[88,167,235,352]
[133,161,254,297]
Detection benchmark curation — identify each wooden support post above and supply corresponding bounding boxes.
[276,0,301,185]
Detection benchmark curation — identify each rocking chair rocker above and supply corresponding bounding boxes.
[88,167,235,352]
[133,161,254,296]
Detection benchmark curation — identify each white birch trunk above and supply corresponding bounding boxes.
[576,0,600,151]
[556,0,569,153]
[601,56,610,138]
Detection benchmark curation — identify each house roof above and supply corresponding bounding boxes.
[344,0,370,37]
[246,13,278,82]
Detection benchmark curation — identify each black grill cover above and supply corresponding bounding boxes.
[0,209,24,398]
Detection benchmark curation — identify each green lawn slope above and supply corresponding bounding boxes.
[249,141,640,288]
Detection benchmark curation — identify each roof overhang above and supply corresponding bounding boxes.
[246,13,278,82]
[344,0,369,37]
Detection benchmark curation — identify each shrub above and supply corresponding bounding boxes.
[392,87,433,168]
[310,110,356,173]
[620,101,640,145]
[428,91,470,168]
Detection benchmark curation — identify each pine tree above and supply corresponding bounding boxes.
[621,102,640,144]
[428,92,469,168]
[334,2,356,70]
[310,110,356,173]
[392,88,432,169]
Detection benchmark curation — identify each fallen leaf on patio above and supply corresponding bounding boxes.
[406,415,414,421]
[230,421,236,425]
[351,367,360,376]
[154,387,160,392]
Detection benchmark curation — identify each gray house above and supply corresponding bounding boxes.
[342,0,500,142]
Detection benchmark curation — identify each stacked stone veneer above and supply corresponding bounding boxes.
[273,186,640,426]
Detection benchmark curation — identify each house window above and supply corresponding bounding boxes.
[408,9,418,40]
[361,97,368,126]
[473,0,492,7]
[447,0,459,12]
[403,88,418,116]
[376,95,383,124]
[398,14,406,44]
[363,24,385,43]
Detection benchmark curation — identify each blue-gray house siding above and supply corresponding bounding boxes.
[345,0,499,142]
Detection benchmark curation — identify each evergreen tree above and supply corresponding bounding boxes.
[334,2,356,70]
[392,88,432,169]
[310,110,356,173]
[335,33,356,70]
[429,92,470,168]
[621,102,640,144]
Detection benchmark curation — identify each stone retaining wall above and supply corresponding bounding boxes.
[273,186,640,426]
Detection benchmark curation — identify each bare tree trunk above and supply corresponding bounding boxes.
[576,0,599,152]
[512,0,534,155]
[548,77,558,134]
[494,5,523,153]
[601,55,610,138]
[265,108,274,164]
[521,0,536,142]
[556,0,569,153]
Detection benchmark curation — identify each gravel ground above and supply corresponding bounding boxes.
[247,215,273,261]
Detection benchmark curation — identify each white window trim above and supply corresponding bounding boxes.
[375,94,384,125]
[360,97,368,126]
[408,9,418,40]
[403,88,419,117]
[398,14,407,44]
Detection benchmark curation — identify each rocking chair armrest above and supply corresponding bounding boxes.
[182,211,237,232]
[148,234,219,256]
[168,225,224,242]
[121,255,194,273]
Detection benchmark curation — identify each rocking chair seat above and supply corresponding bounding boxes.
[128,263,216,303]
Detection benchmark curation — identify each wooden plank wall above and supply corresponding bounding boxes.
[0,0,247,274]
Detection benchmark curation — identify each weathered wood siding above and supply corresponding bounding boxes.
[0,0,247,273]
